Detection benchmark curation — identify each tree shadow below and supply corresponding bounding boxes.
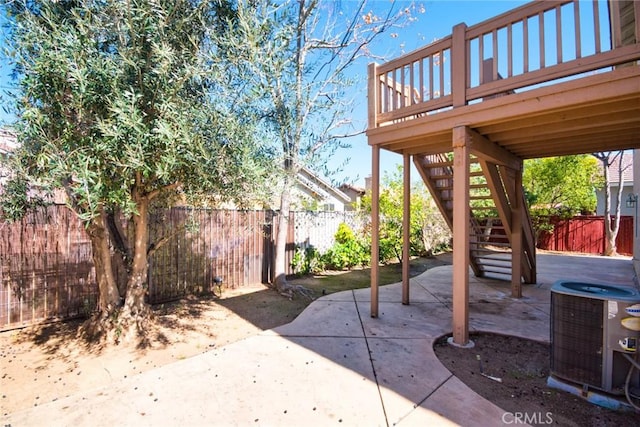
[6,254,453,374]
[216,253,453,332]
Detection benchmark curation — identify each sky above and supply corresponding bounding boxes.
[335,0,529,187]
[0,0,529,187]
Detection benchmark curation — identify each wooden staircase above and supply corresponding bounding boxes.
[414,153,536,284]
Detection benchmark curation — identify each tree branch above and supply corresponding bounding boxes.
[147,223,188,258]
[106,208,131,267]
[146,182,181,202]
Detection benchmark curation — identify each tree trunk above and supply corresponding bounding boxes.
[604,214,617,256]
[79,210,123,341]
[86,210,121,315]
[122,194,151,319]
[272,180,313,300]
[607,153,626,257]
[273,181,292,291]
[599,152,625,257]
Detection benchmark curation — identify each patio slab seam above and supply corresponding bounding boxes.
[392,372,455,426]
[353,287,391,427]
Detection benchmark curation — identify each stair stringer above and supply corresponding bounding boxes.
[414,153,483,277]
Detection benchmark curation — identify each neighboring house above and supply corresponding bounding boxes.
[1,130,353,212]
[0,129,66,204]
[338,183,366,211]
[292,167,352,212]
[595,151,635,216]
[0,129,18,187]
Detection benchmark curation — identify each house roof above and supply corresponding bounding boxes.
[0,129,17,155]
[297,167,351,203]
[338,183,366,196]
[598,151,634,185]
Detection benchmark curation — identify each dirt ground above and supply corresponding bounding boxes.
[1,284,306,416]
[3,255,639,425]
[433,333,639,427]
[1,257,449,417]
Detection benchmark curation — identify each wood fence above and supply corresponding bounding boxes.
[0,207,94,329]
[0,206,361,331]
[537,215,634,256]
[6,207,630,330]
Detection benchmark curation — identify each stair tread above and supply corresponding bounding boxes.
[421,158,479,168]
[477,262,512,269]
[476,256,512,263]
[422,160,452,168]
[470,247,511,253]
[470,241,511,247]
[436,184,489,190]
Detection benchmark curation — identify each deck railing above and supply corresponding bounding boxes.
[368,0,640,128]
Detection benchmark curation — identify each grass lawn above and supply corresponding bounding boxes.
[214,253,453,331]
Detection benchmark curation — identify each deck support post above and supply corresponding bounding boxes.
[371,144,380,318]
[452,126,471,346]
[511,165,523,298]
[402,153,411,305]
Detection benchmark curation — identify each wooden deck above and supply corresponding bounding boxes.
[368,65,640,158]
[366,0,640,346]
[367,0,640,158]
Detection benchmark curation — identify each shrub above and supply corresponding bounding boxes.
[291,245,324,275]
[359,166,452,264]
[334,222,355,244]
[322,223,370,270]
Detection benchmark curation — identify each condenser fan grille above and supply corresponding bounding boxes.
[551,293,604,389]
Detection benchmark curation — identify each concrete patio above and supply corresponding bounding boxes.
[4,253,637,426]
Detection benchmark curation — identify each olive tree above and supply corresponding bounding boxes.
[2,0,266,340]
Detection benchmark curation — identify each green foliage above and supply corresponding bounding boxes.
[322,239,369,271]
[305,223,371,270]
[0,175,47,222]
[292,223,369,274]
[3,0,268,223]
[291,245,324,276]
[523,155,602,216]
[334,222,355,244]
[523,155,602,239]
[361,166,451,264]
